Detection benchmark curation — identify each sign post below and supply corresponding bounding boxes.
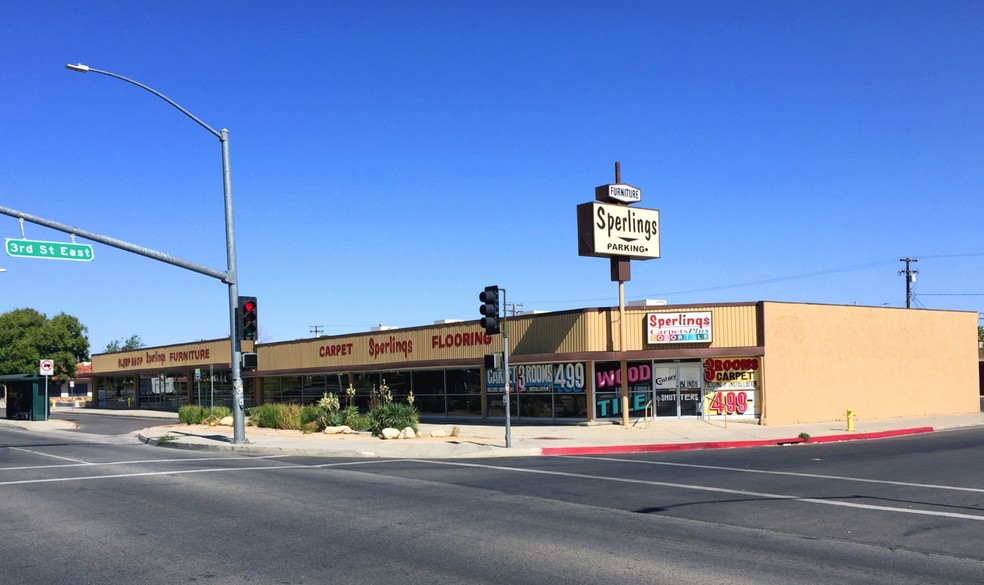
[576,162,661,427]
[39,359,54,421]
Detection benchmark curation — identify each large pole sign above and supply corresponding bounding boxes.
[576,202,660,260]
[576,164,661,427]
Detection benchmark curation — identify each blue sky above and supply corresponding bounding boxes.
[2,1,983,354]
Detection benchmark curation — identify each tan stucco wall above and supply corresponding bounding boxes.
[760,303,979,425]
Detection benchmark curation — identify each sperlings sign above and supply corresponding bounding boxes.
[647,311,712,344]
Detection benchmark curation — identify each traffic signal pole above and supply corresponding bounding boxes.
[502,288,511,448]
[480,284,510,448]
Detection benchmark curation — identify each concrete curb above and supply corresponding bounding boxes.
[135,431,537,459]
[540,426,936,456]
[135,426,938,459]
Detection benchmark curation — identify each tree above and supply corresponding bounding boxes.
[104,335,145,353]
[0,308,90,381]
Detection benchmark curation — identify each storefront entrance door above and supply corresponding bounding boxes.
[652,362,703,419]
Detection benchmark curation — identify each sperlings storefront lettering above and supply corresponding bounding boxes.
[702,357,760,417]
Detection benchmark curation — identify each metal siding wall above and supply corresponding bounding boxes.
[510,312,593,355]
[91,305,763,377]
[618,305,759,351]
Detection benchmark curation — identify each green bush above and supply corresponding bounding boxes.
[178,404,204,425]
[276,404,303,430]
[300,405,322,428]
[249,403,280,428]
[181,405,235,425]
[205,406,232,420]
[368,402,419,436]
[339,405,370,431]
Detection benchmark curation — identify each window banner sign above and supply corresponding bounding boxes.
[594,361,653,418]
[486,363,586,394]
[647,312,712,344]
[702,357,760,417]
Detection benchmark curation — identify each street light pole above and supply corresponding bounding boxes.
[66,63,246,444]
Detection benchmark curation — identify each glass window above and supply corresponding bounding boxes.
[411,370,446,416]
[281,376,303,403]
[262,377,281,404]
[593,360,653,420]
[301,375,325,403]
[446,369,481,395]
[380,371,411,402]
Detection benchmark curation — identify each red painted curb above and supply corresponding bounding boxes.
[540,426,935,456]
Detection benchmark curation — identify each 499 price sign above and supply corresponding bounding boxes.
[703,357,759,417]
[486,362,585,394]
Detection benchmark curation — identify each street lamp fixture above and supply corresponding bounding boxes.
[66,62,247,444]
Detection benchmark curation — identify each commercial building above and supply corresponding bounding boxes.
[89,301,980,425]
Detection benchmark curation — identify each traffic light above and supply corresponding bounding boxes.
[238,296,258,341]
[479,285,500,335]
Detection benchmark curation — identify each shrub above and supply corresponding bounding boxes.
[300,405,322,428]
[337,405,370,431]
[179,404,204,425]
[318,392,340,417]
[276,404,303,430]
[368,402,419,436]
[249,404,280,429]
[205,405,232,420]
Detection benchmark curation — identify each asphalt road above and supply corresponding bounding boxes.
[0,423,981,584]
[49,410,167,435]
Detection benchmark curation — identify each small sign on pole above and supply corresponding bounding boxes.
[39,359,53,422]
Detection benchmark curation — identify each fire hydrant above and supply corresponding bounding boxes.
[846,408,856,432]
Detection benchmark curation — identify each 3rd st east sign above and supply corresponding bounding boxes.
[5,238,94,261]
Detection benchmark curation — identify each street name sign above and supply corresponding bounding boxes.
[5,238,94,261]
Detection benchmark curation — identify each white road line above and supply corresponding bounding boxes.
[412,459,984,522]
[0,454,290,472]
[565,456,984,494]
[0,459,394,486]
[9,447,91,464]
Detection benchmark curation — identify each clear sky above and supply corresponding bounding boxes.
[2,1,983,354]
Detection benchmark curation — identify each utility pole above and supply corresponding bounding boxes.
[310,325,324,337]
[899,257,918,308]
[507,302,524,317]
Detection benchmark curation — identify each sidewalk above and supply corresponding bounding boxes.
[3,408,982,459]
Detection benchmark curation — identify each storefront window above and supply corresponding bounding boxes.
[279,376,303,403]
[379,371,411,402]
[446,369,481,416]
[411,370,446,416]
[300,375,324,401]
[485,362,587,420]
[594,361,652,420]
[261,377,282,404]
